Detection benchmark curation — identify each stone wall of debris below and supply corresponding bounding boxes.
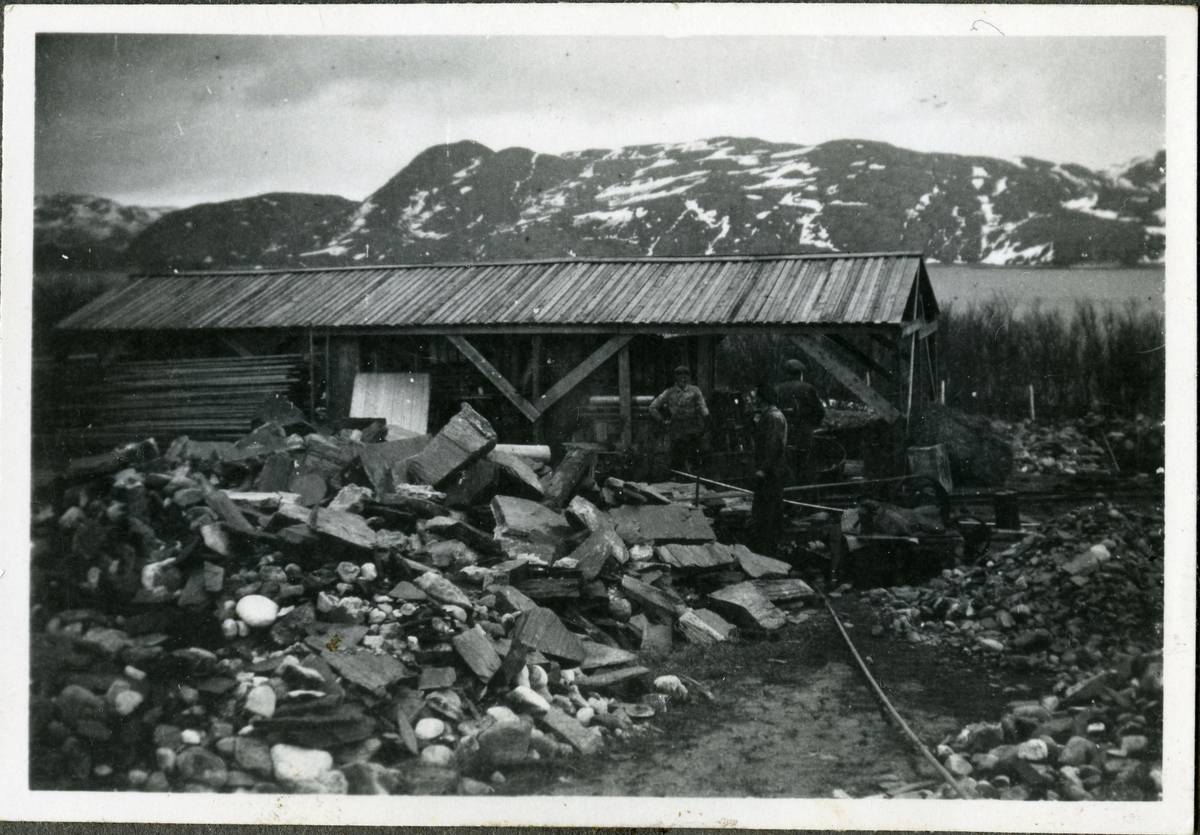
[31,403,812,795]
[857,500,1164,801]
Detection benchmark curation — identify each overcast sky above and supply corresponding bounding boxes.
[35,34,1166,208]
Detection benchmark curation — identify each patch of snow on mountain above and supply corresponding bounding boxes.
[683,200,732,255]
[756,211,771,220]
[573,208,635,228]
[851,161,866,167]
[828,200,868,206]
[826,184,839,196]
[972,166,990,179]
[452,159,482,181]
[869,163,886,171]
[579,165,595,179]
[1062,195,1118,220]
[673,139,716,154]
[769,146,814,159]
[1153,208,1165,225]
[399,190,449,239]
[971,177,986,190]
[700,145,759,166]
[459,186,473,195]
[635,158,676,177]
[982,241,1052,266]
[1051,165,1092,188]
[993,177,1007,195]
[596,172,706,206]
[779,193,823,213]
[1007,157,1028,169]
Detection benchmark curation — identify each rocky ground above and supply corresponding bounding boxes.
[28,408,1164,800]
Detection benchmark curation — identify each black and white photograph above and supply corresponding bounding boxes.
[1,4,1195,830]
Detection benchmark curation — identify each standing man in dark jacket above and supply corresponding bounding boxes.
[777,358,825,483]
[751,382,790,555]
[650,366,710,475]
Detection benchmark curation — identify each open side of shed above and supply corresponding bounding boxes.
[52,253,940,471]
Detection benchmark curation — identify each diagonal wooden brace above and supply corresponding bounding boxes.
[447,335,541,422]
[790,330,902,423]
[533,334,634,416]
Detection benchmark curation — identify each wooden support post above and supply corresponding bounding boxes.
[697,336,712,396]
[618,343,632,451]
[531,336,543,443]
[328,336,360,420]
[308,327,316,420]
[447,335,540,422]
[1028,384,1036,421]
[790,331,901,423]
[905,333,916,423]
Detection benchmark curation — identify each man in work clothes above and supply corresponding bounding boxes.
[650,365,710,475]
[777,358,825,483]
[751,382,790,555]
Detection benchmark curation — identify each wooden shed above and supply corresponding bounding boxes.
[53,252,940,470]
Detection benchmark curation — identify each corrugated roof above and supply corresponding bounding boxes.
[58,253,937,332]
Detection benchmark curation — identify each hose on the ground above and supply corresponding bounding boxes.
[818,589,973,800]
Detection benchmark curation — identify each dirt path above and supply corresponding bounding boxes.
[500,603,1054,798]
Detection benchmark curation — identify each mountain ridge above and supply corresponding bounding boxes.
[36,139,1165,272]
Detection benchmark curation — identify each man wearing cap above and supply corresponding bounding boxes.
[649,366,710,475]
[777,358,825,482]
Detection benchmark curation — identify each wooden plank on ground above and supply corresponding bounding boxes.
[407,402,497,487]
[447,336,540,422]
[575,666,651,693]
[709,581,787,630]
[533,334,634,416]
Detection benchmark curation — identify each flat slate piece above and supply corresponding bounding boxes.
[319,650,410,696]
[678,608,736,645]
[621,575,688,621]
[537,708,603,755]
[452,626,503,682]
[492,496,573,540]
[407,403,497,487]
[488,450,544,498]
[657,542,736,570]
[576,666,652,692]
[733,544,792,578]
[275,501,377,549]
[752,577,817,602]
[609,504,716,545]
[510,606,587,665]
[359,436,431,492]
[492,585,538,614]
[417,666,458,691]
[569,529,616,582]
[386,581,428,602]
[579,640,639,671]
[709,581,787,630]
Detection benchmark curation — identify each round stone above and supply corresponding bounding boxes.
[270,744,334,786]
[1017,738,1049,762]
[336,561,361,584]
[244,684,276,719]
[420,744,454,767]
[414,717,446,741]
[359,563,378,582]
[113,690,145,717]
[235,595,280,628]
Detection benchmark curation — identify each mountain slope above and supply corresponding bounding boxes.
[126,193,358,272]
[34,194,174,270]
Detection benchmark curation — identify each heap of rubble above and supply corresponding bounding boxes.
[1008,415,1164,477]
[858,501,1164,800]
[30,403,815,795]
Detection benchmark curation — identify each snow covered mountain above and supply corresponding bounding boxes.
[40,139,1166,272]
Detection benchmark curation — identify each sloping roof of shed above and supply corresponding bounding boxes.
[58,252,937,332]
